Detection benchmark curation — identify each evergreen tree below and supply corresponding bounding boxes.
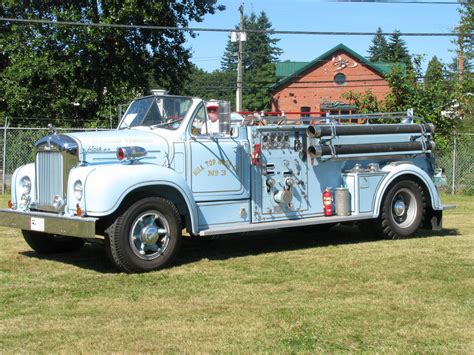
[387,30,412,68]
[243,63,275,111]
[368,27,389,62]
[452,1,474,131]
[220,11,281,72]
[424,56,445,87]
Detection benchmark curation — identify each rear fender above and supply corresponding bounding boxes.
[373,163,441,217]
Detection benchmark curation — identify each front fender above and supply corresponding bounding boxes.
[11,163,36,206]
[373,163,441,217]
[68,163,198,233]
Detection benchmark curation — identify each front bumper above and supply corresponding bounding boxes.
[0,209,96,239]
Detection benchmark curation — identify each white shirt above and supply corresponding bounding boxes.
[200,119,220,134]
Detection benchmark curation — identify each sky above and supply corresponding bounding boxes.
[187,0,463,73]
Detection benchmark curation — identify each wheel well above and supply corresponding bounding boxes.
[103,185,192,233]
[381,174,432,208]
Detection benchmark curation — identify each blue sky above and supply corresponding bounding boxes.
[188,0,462,73]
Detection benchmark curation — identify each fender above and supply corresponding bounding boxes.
[11,163,35,206]
[69,163,199,233]
[373,163,442,218]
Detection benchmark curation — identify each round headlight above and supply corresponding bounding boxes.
[19,176,31,195]
[73,180,83,201]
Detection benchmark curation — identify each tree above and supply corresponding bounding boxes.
[343,90,385,113]
[243,63,275,111]
[220,11,282,72]
[368,27,389,62]
[0,1,223,127]
[182,65,235,106]
[387,30,412,68]
[456,0,474,130]
[424,56,445,87]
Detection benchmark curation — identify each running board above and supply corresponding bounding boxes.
[198,213,374,236]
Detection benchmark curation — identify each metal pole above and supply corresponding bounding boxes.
[2,118,8,195]
[451,134,456,195]
[236,4,244,112]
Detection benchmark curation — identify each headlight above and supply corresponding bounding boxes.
[19,176,31,195]
[73,180,83,201]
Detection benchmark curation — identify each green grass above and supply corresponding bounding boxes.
[0,194,472,352]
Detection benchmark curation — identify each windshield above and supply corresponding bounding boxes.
[119,96,193,130]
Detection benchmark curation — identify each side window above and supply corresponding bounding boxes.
[191,104,207,136]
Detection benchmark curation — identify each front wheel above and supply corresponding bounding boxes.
[107,197,182,273]
[22,230,85,254]
[374,180,425,239]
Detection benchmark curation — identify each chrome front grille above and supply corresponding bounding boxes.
[36,151,64,208]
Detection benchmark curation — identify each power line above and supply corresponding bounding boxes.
[329,0,462,4]
[0,17,467,37]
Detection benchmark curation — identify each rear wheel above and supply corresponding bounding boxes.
[22,230,85,254]
[374,180,425,239]
[107,197,182,273]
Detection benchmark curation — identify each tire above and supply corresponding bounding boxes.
[22,230,85,254]
[107,197,182,273]
[374,180,425,239]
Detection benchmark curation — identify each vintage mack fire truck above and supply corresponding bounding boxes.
[0,91,450,272]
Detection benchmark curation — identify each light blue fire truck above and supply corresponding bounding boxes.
[0,91,451,272]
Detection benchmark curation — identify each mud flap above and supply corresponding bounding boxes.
[422,208,443,231]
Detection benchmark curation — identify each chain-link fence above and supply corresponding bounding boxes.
[0,125,107,193]
[437,133,474,195]
[0,124,473,195]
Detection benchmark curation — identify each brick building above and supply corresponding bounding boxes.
[271,43,393,117]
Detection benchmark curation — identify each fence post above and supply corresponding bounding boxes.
[451,134,456,195]
[2,117,8,195]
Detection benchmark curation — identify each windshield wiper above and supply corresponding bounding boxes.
[150,118,185,129]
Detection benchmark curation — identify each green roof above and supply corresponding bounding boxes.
[275,61,309,79]
[272,43,398,91]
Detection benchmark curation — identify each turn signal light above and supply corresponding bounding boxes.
[76,204,82,217]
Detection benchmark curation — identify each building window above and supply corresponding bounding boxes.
[301,106,310,117]
[334,73,346,85]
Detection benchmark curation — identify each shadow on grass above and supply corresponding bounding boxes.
[20,242,117,273]
[19,225,460,273]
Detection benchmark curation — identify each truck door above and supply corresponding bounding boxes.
[187,104,250,201]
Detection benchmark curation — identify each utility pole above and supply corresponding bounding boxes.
[458,35,464,81]
[236,4,244,112]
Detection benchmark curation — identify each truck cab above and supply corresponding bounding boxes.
[0,92,449,273]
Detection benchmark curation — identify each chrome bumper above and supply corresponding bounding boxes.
[0,209,96,239]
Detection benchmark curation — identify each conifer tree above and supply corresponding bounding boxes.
[220,11,281,72]
[387,30,412,67]
[368,27,389,62]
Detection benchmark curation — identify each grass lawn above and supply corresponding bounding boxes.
[0,194,472,352]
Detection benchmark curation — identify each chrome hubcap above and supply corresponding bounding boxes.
[393,199,406,217]
[129,211,170,260]
[391,188,417,228]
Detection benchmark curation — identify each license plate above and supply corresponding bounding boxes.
[31,217,45,232]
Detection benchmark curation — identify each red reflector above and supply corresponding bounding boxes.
[7,200,13,208]
[116,148,124,161]
[252,144,261,166]
[76,204,82,217]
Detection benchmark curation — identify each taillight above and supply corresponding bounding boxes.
[116,148,125,161]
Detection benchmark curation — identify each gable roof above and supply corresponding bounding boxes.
[272,43,396,91]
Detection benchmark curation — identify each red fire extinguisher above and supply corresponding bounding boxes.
[323,187,333,217]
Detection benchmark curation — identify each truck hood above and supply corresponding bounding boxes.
[67,129,170,164]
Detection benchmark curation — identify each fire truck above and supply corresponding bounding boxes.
[0,91,450,273]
